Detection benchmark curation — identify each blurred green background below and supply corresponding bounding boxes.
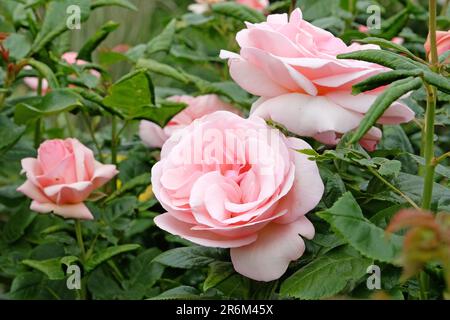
[70,0,192,50]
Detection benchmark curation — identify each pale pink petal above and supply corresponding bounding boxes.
[230,217,314,281]
[154,213,258,248]
[220,51,290,97]
[43,181,93,204]
[16,180,50,203]
[139,120,169,148]
[91,163,118,189]
[276,138,324,224]
[30,201,93,220]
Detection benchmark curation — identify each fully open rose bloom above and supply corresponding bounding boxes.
[24,52,100,94]
[140,94,241,148]
[220,9,415,150]
[17,139,118,220]
[152,111,324,281]
[425,30,450,57]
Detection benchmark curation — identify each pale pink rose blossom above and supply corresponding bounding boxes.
[139,94,241,148]
[24,52,100,94]
[236,0,269,12]
[425,30,450,57]
[152,111,324,281]
[221,9,415,151]
[17,139,118,220]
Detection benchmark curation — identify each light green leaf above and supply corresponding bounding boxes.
[358,37,421,62]
[91,0,137,11]
[25,59,59,89]
[22,256,78,280]
[147,19,176,55]
[281,246,372,299]
[31,0,91,54]
[137,58,189,83]
[3,33,31,60]
[317,192,403,263]
[105,173,150,203]
[85,244,140,273]
[14,89,83,125]
[349,77,422,144]
[77,20,119,61]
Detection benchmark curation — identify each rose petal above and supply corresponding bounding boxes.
[230,217,314,281]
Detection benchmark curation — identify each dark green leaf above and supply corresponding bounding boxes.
[26,59,59,89]
[352,70,423,94]
[211,2,265,24]
[2,208,37,243]
[154,246,227,269]
[85,244,140,273]
[203,261,235,291]
[317,192,403,263]
[22,256,78,280]
[0,115,26,154]
[281,246,372,299]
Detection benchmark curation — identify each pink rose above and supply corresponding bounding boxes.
[220,9,414,150]
[425,30,450,57]
[24,52,100,94]
[236,0,269,12]
[17,138,118,220]
[152,111,324,281]
[139,94,241,148]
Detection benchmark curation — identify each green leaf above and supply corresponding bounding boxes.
[351,70,423,94]
[123,248,164,299]
[422,70,450,94]
[393,173,450,211]
[280,246,372,299]
[22,256,78,280]
[150,286,201,300]
[137,58,189,83]
[410,154,450,179]
[371,8,409,40]
[30,0,91,54]
[26,59,59,89]
[14,89,83,125]
[85,244,140,273]
[0,115,26,154]
[377,159,402,177]
[349,77,422,144]
[317,192,403,263]
[3,33,31,60]
[147,19,176,55]
[91,0,137,11]
[337,49,427,71]
[154,246,227,269]
[2,207,37,243]
[203,261,235,291]
[211,2,265,24]
[357,37,421,62]
[77,21,119,61]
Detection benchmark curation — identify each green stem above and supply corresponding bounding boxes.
[64,112,75,137]
[81,112,104,163]
[418,0,439,301]
[367,167,420,210]
[74,220,87,300]
[289,0,296,14]
[33,77,43,148]
[110,116,118,191]
[435,151,450,164]
[421,84,437,211]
